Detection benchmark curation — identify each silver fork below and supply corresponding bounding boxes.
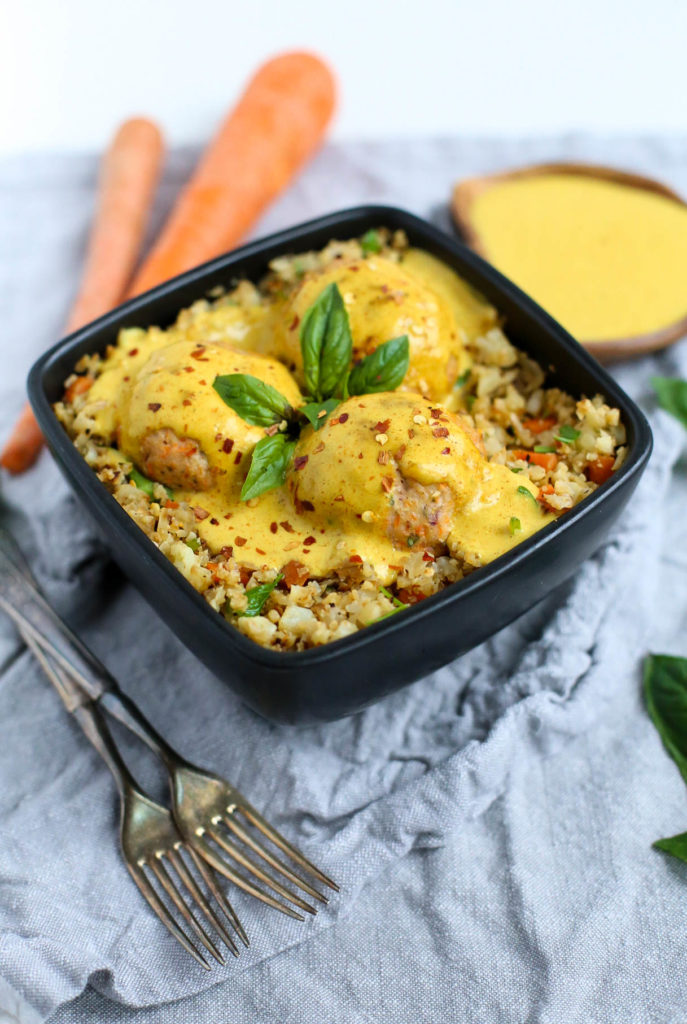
[0,528,337,946]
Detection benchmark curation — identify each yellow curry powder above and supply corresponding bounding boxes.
[470,174,687,341]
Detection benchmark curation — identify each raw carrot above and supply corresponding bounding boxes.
[128,52,336,297]
[510,448,559,471]
[1,118,164,475]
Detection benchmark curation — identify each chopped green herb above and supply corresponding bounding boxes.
[554,424,581,444]
[534,445,557,454]
[293,259,305,278]
[517,484,538,505]
[509,517,522,535]
[510,466,523,474]
[360,229,381,255]
[185,537,201,552]
[466,394,476,411]
[652,376,687,431]
[129,468,173,501]
[230,574,284,618]
[454,367,471,389]
[379,585,408,610]
[407,535,420,548]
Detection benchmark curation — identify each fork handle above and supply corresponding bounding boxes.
[0,544,175,763]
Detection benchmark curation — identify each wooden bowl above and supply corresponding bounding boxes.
[452,162,687,363]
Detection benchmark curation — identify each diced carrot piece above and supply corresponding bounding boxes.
[283,560,310,586]
[510,448,558,471]
[64,375,94,404]
[586,455,615,485]
[522,417,557,434]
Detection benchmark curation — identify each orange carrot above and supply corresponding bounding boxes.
[128,52,336,297]
[585,455,615,485]
[510,448,559,471]
[1,118,164,475]
[521,417,557,435]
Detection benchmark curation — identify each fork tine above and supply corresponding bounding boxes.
[169,849,239,957]
[223,815,327,904]
[239,804,339,892]
[187,845,250,948]
[127,864,210,970]
[207,825,316,916]
[149,857,225,965]
[191,832,305,921]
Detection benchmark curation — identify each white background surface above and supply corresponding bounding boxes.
[1,0,686,156]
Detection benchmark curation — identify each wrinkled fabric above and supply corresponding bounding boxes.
[0,137,686,1024]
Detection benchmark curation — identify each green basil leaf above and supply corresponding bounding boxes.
[240,433,297,501]
[361,229,381,255]
[300,283,353,401]
[554,424,581,444]
[129,468,173,501]
[185,536,201,552]
[347,336,410,396]
[644,653,687,786]
[234,574,284,617]
[654,832,687,864]
[213,374,292,427]
[652,376,687,431]
[300,398,340,430]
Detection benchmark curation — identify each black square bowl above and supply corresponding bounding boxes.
[28,206,652,724]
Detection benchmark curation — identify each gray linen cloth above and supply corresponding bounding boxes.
[1,137,687,1024]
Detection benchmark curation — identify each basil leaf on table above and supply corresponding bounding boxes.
[240,433,297,501]
[300,398,340,431]
[653,832,687,865]
[652,376,687,431]
[300,283,352,401]
[213,374,292,427]
[347,336,410,396]
[644,654,687,785]
[232,574,284,617]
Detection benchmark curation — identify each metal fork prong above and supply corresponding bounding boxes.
[208,825,316,916]
[223,815,327,905]
[128,865,210,970]
[187,845,250,948]
[191,832,304,921]
[149,857,225,966]
[169,849,239,958]
[239,805,339,892]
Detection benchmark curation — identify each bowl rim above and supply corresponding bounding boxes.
[28,203,654,671]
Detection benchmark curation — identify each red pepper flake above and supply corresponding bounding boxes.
[128,348,139,357]
[381,284,389,293]
[223,512,233,520]
[358,452,364,459]
[314,442,325,454]
[256,548,266,555]
[395,444,406,460]
[422,550,435,562]
[190,348,209,361]
[164,500,179,509]
[210,517,219,525]
[123,376,130,382]
[270,521,278,534]
[220,546,233,558]
[235,536,247,546]
[280,521,295,533]
[330,417,340,426]
[432,426,449,438]
[184,366,194,373]
[293,455,309,470]
[222,438,234,454]
[381,476,394,493]
[378,450,390,465]
[349,554,363,564]
[441,446,451,455]
[193,507,209,521]
[408,428,415,438]
[388,564,403,572]
[301,499,315,511]
[182,399,192,407]
[303,536,316,545]
[234,451,242,464]
[289,314,300,331]
[374,419,390,433]
[147,402,161,412]
[206,562,219,572]
[334,495,344,501]
[430,408,442,419]
[339,413,349,423]
[239,566,252,585]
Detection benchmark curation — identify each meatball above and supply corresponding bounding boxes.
[273,257,466,401]
[118,340,302,493]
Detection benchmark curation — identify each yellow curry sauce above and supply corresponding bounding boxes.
[469,174,687,341]
[83,248,554,583]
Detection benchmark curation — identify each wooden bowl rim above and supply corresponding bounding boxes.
[451,161,687,362]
